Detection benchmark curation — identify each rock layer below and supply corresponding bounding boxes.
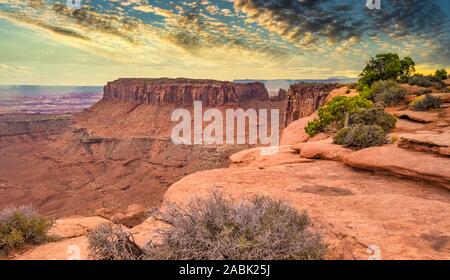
[103,78,269,106]
[285,83,341,125]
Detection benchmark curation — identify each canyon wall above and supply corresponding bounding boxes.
[285,83,341,125]
[103,78,269,106]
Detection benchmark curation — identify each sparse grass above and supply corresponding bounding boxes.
[0,205,53,256]
[144,192,326,260]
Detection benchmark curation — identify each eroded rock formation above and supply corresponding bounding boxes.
[103,78,269,106]
[285,83,341,125]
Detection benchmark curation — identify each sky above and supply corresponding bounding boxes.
[0,0,449,85]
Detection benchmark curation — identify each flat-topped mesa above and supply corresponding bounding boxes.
[103,78,269,106]
[285,83,341,125]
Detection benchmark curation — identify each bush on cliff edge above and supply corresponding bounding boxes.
[0,205,53,256]
[144,192,326,260]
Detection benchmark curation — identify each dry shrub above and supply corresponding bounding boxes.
[0,205,53,255]
[144,192,326,260]
[333,125,386,148]
[88,224,143,260]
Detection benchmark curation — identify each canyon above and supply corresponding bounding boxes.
[4,78,450,260]
[0,78,338,217]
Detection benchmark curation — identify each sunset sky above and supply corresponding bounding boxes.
[0,0,449,85]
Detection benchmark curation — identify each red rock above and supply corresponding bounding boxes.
[344,146,450,189]
[291,140,353,161]
[280,112,318,145]
[229,146,313,168]
[111,204,148,228]
[164,161,450,260]
[103,78,269,106]
[285,83,341,125]
[49,216,111,239]
[394,110,439,123]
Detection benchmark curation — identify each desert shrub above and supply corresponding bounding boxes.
[408,74,442,87]
[348,108,396,133]
[413,89,432,96]
[411,94,441,111]
[305,95,373,136]
[88,224,143,260]
[144,192,326,260]
[0,205,53,255]
[435,69,448,80]
[370,80,406,106]
[333,125,386,148]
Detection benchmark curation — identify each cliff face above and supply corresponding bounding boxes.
[103,78,269,106]
[285,83,341,125]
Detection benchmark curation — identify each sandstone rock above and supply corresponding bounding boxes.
[443,78,450,86]
[111,204,148,228]
[49,216,111,239]
[280,112,318,145]
[291,140,353,161]
[344,146,450,189]
[394,119,426,132]
[285,83,340,125]
[325,87,358,103]
[103,78,269,106]
[229,146,313,168]
[394,110,439,123]
[398,132,450,157]
[432,93,450,103]
[164,161,450,260]
[94,208,114,219]
[15,236,90,260]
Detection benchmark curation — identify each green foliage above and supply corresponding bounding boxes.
[333,125,386,149]
[348,108,396,133]
[305,96,373,137]
[435,69,448,80]
[144,192,326,260]
[370,80,406,106]
[358,53,415,87]
[0,205,53,255]
[411,94,441,111]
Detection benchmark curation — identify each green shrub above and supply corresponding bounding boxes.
[370,80,406,106]
[333,125,386,148]
[348,108,396,133]
[88,224,143,260]
[358,53,415,88]
[413,89,432,96]
[411,94,441,111]
[435,69,448,80]
[144,192,326,260]
[408,74,442,87]
[0,205,53,255]
[305,96,373,137]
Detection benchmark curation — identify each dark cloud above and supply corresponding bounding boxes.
[234,0,450,62]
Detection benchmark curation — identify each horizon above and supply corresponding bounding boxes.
[0,0,449,85]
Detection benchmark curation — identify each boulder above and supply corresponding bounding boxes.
[344,146,450,189]
[111,204,148,228]
[397,132,450,157]
[15,236,90,260]
[49,216,111,239]
[291,140,353,161]
[280,112,318,146]
[229,146,313,168]
[394,110,439,123]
